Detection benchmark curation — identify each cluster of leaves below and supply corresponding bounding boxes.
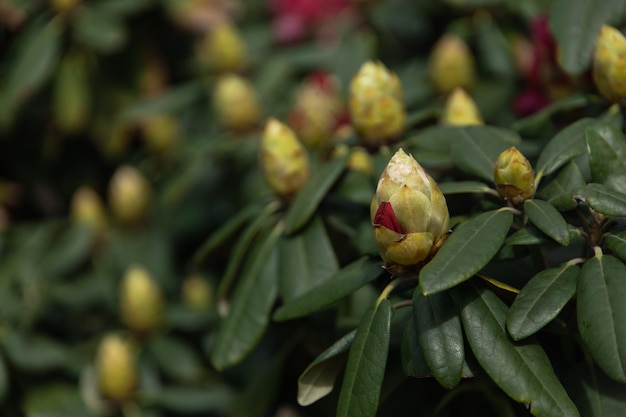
[1,0,626,417]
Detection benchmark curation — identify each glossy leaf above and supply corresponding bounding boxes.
[453,282,581,417]
[507,264,579,340]
[413,289,464,389]
[148,334,203,382]
[605,231,626,262]
[401,317,430,378]
[337,299,393,417]
[420,209,514,295]
[279,215,339,302]
[586,124,626,191]
[537,161,585,211]
[566,362,626,417]
[524,199,571,246]
[284,154,348,234]
[536,118,598,176]
[506,226,549,246]
[578,254,626,383]
[576,183,626,217]
[210,223,282,370]
[439,181,497,196]
[298,330,355,406]
[273,256,383,321]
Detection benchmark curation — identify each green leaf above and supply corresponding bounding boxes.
[578,253,626,383]
[537,161,586,211]
[72,7,127,53]
[337,299,393,417]
[23,383,91,417]
[505,226,549,246]
[576,183,626,217]
[210,223,283,370]
[507,264,580,340]
[536,118,598,176]
[151,385,234,414]
[401,317,430,378]
[524,199,571,246]
[586,124,626,191]
[413,289,464,389]
[284,154,348,234]
[549,0,626,75]
[420,209,514,295]
[0,353,7,404]
[512,94,590,137]
[298,330,355,406]
[439,181,497,196]
[2,332,67,372]
[279,215,339,302]
[566,362,626,417]
[453,282,581,417]
[605,231,626,262]
[148,334,203,382]
[273,256,382,321]
[475,13,514,77]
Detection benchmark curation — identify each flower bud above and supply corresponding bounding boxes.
[593,25,626,103]
[347,146,374,176]
[108,165,152,225]
[51,0,80,13]
[441,88,483,126]
[120,265,163,334]
[260,118,311,198]
[95,334,137,404]
[212,74,261,131]
[371,149,449,273]
[349,61,405,148]
[53,51,90,133]
[182,274,213,309]
[428,34,475,95]
[70,186,108,234]
[494,147,535,205]
[140,113,179,153]
[198,21,246,73]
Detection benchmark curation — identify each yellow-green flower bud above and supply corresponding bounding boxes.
[120,265,163,334]
[593,25,626,103]
[349,61,405,148]
[108,165,152,225]
[198,21,246,73]
[428,34,475,95]
[70,186,108,234]
[212,74,261,131]
[95,334,137,404]
[347,146,374,176]
[51,0,80,13]
[260,118,311,198]
[494,146,535,205]
[140,113,179,153]
[182,274,213,309]
[441,88,483,126]
[371,149,449,273]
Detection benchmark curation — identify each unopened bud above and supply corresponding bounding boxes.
[441,88,483,126]
[349,61,405,148]
[198,22,246,73]
[182,274,213,309]
[260,118,311,198]
[95,334,137,404]
[70,186,108,234]
[108,165,152,225]
[593,25,626,103]
[120,265,163,334]
[53,51,90,133]
[494,147,535,204]
[347,146,374,176]
[429,34,475,95]
[141,113,179,153]
[212,74,261,131]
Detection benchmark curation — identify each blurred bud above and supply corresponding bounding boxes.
[140,113,180,153]
[494,146,535,205]
[260,118,311,198]
[428,34,475,95]
[53,51,90,133]
[198,21,247,73]
[70,186,108,234]
[182,274,213,309]
[441,88,483,126]
[95,334,137,404]
[349,61,405,148]
[212,74,261,130]
[348,146,374,176]
[593,25,626,103]
[108,166,152,225]
[371,149,449,273]
[120,265,163,334]
[51,0,80,13]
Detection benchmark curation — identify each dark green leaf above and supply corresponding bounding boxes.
[537,161,586,211]
[3,332,67,372]
[298,331,355,406]
[23,383,91,417]
[524,199,571,246]
[279,215,339,302]
[439,181,497,195]
[420,209,514,295]
[475,13,514,77]
[578,254,626,383]
[576,183,626,217]
[605,231,626,262]
[121,81,203,122]
[512,94,590,137]
[273,256,383,321]
[401,317,430,378]
[148,334,203,382]
[453,282,581,417]
[284,154,348,234]
[42,223,95,279]
[210,223,282,370]
[505,226,548,246]
[413,289,464,389]
[337,299,393,417]
[566,362,626,417]
[151,385,235,414]
[585,124,626,191]
[507,264,579,340]
[0,354,7,404]
[72,7,127,53]
[536,118,598,176]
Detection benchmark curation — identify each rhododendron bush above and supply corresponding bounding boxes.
[1,0,626,416]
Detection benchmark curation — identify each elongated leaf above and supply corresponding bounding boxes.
[149,335,203,382]
[279,215,339,302]
[420,209,513,295]
[298,331,355,406]
[537,161,585,211]
[506,226,549,246]
[337,299,393,417]
[23,383,90,417]
[586,124,626,191]
[576,183,626,217]
[439,181,497,195]
[2,332,67,372]
[0,354,7,404]
[413,289,464,389]
[578,254,626,383]
[566,362,626,417]
[284,154,348,234]
[507,264,580,340]
[512,94,590,137]
[536,118,598,176]
[475,13,514,77]
[401,317,430,378]
[453,282,580,417]
[210,223,282,370]
[152,385,234,414]
[524,199,570,246]
[605,231,626,262]
[273,256,382,321]
[549,0,626,75]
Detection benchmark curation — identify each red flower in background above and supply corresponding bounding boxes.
[271,0,352,43]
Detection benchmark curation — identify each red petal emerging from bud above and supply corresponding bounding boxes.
[373,201,403,234]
